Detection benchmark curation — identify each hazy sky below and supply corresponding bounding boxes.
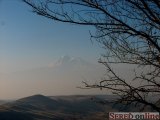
[0,0,103,73]
[0,0,107,99]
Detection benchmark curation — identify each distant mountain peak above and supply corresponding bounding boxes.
[19,94,46,99]
[53,55,93,67]
[56,55,73,65]
[16,94,56,104]
[29,94,45,97]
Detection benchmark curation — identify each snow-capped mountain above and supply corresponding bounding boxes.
[49,55,95,68]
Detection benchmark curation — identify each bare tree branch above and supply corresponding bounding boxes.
[23,0,160,112]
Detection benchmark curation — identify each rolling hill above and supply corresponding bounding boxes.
[0,94,157,120]
[0,95,110,120]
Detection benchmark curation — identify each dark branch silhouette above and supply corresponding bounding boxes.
[23,0,160,112]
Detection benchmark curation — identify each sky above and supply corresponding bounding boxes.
[0,0,104,73]
[0,0,106,99]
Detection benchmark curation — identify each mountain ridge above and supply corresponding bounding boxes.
[0,94,156,120]
[0,94,109,120]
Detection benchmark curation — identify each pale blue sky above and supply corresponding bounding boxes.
[0,0,103,73]
[0,0,151,100]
